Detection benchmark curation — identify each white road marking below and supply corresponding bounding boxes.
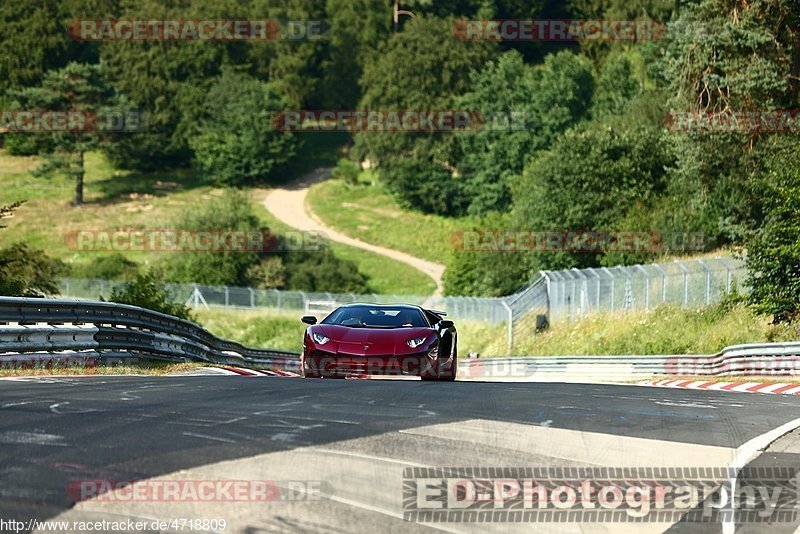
[181,432,237,444]
[723,416,800,534]
[49,402,97,415]
[399,419,736,467]
[0,431,67,446]
[308,447,430,468]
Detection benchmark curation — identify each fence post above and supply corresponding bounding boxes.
[589,268,601,312]
[224,286,229,308]
[698,259,711,305]
[652,263,667,304]
[600,267,614,312]
[718,258,734,293]
[676,261,689,306]
[249,288,255,308]
[635,265,650,310]
[543,272,552,322]
[502,300,513,351]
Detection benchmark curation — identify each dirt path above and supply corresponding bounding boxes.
[263,168,445,296]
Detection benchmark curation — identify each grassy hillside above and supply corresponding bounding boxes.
[306,172,475,264]
[0,150,434,295]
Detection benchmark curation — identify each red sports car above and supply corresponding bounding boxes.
[300,303,457,380]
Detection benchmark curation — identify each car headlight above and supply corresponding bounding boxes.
[312,332,330,345]
[406,336,427,349]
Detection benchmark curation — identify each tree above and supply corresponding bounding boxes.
[99,0,237,169]
[457,50,593,215]
[0,0,72,95]
[189,69,299,187]
[592,53,640,118]
[746,136,800,324]
[656,0,800,244]
[354,16,496,215]
[320,0,391,109]
[443,213,531,296]
[11,62,129,205]
[283,246,371,293]
[0,244,65,297]
[512,118,672,270]
[164,191,264,286]
[108,269,193,321]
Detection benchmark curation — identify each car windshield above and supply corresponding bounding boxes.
[321,306,428,328]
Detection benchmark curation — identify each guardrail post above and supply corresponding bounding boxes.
[249,288,255,308]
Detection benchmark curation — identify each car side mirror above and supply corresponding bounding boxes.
[439,320,454,329]
[301,315,317,325]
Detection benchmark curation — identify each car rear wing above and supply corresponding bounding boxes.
[429,309,447,316]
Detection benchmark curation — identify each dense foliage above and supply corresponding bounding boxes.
[0,243,65,297]
[1,0,798,321]
[107,269,194,321]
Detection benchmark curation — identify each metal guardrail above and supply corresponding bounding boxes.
[0,297,300,372]
[458,342,800,380]
[3,297,794,381]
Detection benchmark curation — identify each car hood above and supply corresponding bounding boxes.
[312,325,435,356]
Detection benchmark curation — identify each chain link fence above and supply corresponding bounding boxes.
[57,278,511,324]
[57,257,747,350]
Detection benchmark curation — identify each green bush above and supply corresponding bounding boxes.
[189,69,299,187]
[70,253,140,281]
[0,243,65,297]
[284,246,370,293]
[746,135,800,324]
[331,158,360,185]
[164,191,263,286]
[245,256,286,289]
[108,269,193,321]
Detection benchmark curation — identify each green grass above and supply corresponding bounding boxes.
[0,360,206,377]
[0,150,216,268]
[306,173,476,264]
[250,188,435,295]
[0,149,433,294]
[481,303,799,357]
[195,307,307,352]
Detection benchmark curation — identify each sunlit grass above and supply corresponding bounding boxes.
[251,188,436,295]
[0,361,206,377]
[481,303,796,357]
[306,174,476,264]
